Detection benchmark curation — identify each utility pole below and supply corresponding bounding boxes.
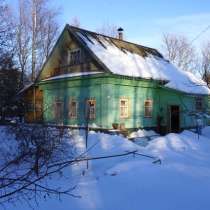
[85,102,90,170]
[32,0,37,121]
[19,0,24,87]
[32,0,36,82]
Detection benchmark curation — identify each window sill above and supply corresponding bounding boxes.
[120,117,129,119]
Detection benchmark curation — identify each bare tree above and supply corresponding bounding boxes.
[0,0,16,66]
[40,10,60,59]
[16,0,31,86]
[162,33,198,73]
[0,1,21,120]
[15,0,60,82]
[0,124,142,207]
[30,0,60,79]
[200,41,210,87]
[96,22,119,38]
[0,125,80,206]
[70,16,81,27]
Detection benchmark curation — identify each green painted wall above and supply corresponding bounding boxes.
[103,83,159,129]
[39,74,209,130]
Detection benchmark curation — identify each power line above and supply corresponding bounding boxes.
[190,24,210,45]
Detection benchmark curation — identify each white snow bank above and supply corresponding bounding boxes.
[130,129,159,138]
[145,130,210,163]
[202,126,210,138]
[0,126,18,164]
[4,125,210,210]
[129,129,160,146]
[68,129,141,157]
[77,32,210,95]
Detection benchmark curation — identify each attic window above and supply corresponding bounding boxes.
[68,49,81,65]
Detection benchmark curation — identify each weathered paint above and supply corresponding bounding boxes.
[23,86,43,122]
[38,74,208,130]
[37,27,103,81]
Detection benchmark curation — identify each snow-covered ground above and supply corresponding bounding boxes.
[2,126,210,210]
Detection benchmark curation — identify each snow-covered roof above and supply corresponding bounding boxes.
[42,71,104,82]
[17,82,34,95]
[70,27,210,95]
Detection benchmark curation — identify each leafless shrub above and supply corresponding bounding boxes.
[70,16,81,27]
[0,124,78,207]
[200,41,210,87]
[162,33,198,73]
[96,22,119,38]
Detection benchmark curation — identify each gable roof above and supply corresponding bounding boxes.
[35,24,210,95]
[67,25,210,95]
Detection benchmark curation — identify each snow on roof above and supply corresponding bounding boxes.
[42,71,104,82]
[76,31,210,95]
[17,82,34,95]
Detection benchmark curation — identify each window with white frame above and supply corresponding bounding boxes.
[144,100,153,117]
[69,99,77,119]
[195,97,203,111]
[68,49,81,65]
[86,99,96,120]
[120,98,129,118]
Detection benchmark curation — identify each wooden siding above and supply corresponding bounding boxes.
[38,74,209,130]
[24,86,43,123]
[37,28,104,81]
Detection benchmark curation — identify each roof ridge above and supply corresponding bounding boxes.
[67,24,160,53]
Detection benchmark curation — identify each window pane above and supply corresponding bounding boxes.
[86,99,96,119]
[69,100,77,119]
[145,101,152,107]
[144,100,152,117]
[120,99,129,118]
[69,49,81,65]
[195,97,203,111]
[54,101,63,120]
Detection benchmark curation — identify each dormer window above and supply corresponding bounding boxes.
[68,49,81,65]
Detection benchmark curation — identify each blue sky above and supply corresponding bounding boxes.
[52,0,210,50]
[10,0,210,50]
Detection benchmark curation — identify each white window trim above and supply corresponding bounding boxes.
[120,98,129,119]
[54,100,63,120]
[86,99,96,120]
[144,99,153,118]
[69,99,77,119]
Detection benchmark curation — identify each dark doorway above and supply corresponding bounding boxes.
[170,105,180,133]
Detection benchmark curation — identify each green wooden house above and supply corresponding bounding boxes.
[23,24,210,133]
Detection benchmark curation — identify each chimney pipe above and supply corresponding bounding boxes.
[117,27,124,40]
